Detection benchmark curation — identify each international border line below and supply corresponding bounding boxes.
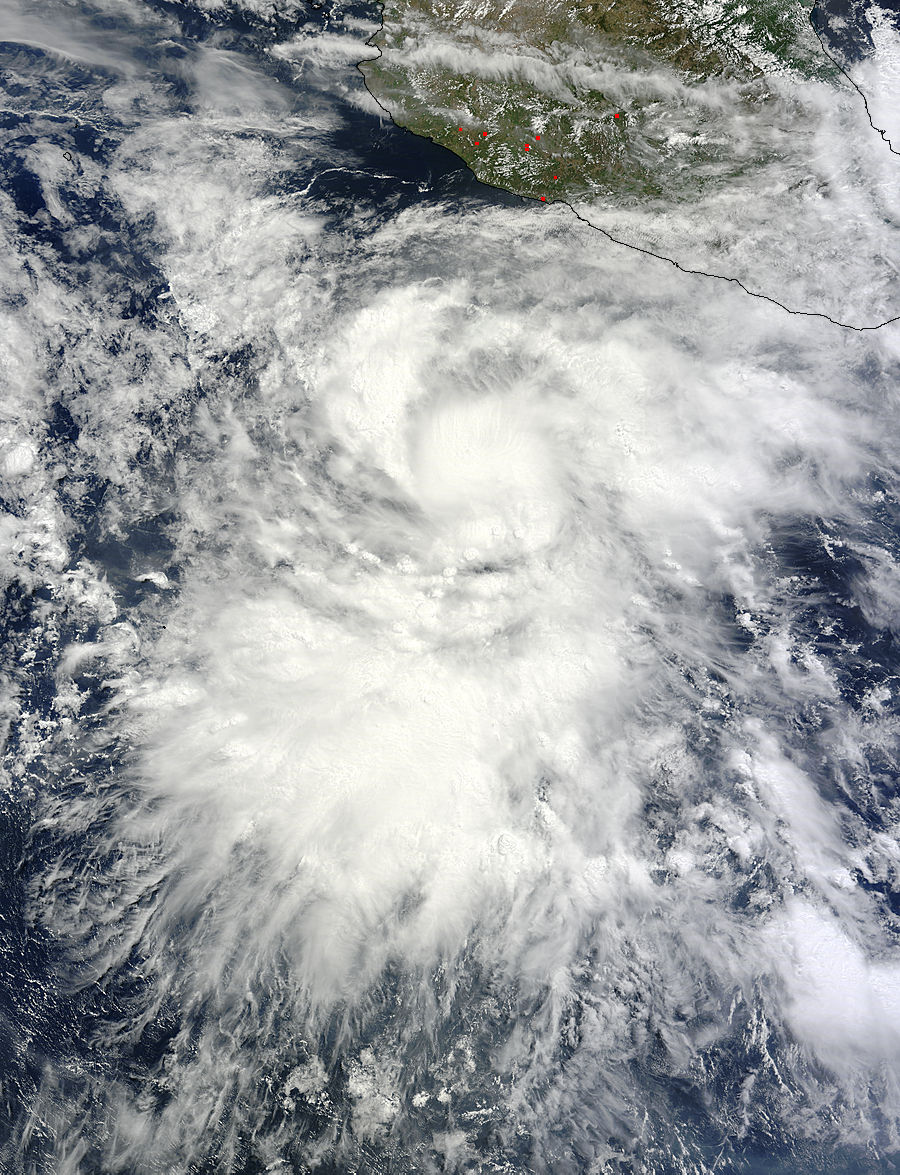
[807,10,899,159]
[560,201,900,333]
[358,5,900,334]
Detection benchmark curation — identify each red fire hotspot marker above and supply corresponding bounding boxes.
[525,144,530,150]
[614,113,620,119]
[535,134,541,139]
[541,196,546,201]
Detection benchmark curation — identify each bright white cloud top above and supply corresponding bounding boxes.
[0,0,899,1172]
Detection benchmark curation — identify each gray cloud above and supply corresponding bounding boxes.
[3,1,900,1172]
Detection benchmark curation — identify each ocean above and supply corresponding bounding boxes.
[1,1,900,1171]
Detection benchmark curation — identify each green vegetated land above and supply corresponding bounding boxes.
[361,0,832,203]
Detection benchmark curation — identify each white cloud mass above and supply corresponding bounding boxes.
[1,0,900,1172]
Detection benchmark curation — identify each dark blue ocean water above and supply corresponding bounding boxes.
[1,2,900,1172]
[811,0,900,62]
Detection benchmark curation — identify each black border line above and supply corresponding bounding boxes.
[808,5,898,158]
[356,1,900,333]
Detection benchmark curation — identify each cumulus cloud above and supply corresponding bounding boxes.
[3,0,900,1172]
[372,3,900,324]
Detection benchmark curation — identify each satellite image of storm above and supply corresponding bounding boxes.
[2,0,900,1171]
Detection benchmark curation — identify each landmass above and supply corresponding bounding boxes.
[360,0,832,204]
[358,0,900,329]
